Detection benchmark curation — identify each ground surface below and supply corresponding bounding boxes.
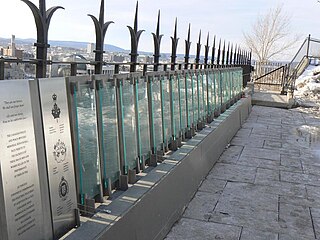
[165,105,320,240]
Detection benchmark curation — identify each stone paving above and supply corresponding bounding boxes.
[165,105,320,240]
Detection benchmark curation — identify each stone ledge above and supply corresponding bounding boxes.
[64,96,252,240]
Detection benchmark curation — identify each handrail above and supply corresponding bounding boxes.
[254,65,285,82]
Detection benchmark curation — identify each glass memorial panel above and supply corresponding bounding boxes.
[178,73,187,132]
[215,71,221,108]
[137,78,151,159]
[98,81,120,184]
[202,72,208,118]
[73,82,100,200]
[171,74,180,139]
[198,72,204,120]
[150,77,163,151]
[192,73,199,123]
[185,72,194,128]
[121,80,138,171]
[161,76,172,144]
[207,71,213,116]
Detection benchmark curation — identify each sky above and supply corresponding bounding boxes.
[1,0,320,59]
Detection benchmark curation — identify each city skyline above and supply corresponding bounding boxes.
[1,0,320,59]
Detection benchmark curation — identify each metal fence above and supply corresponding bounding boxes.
[65,67,243,212]
[0,0,251,215]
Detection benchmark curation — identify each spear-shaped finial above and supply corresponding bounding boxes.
[21,0,64,78]
[211,35,216,66]
[195,30,202,68]
[99,0,104,24]
[226,42,230,65]
[217,38,221,66]
[184,23,192,69]
[174,17,177,39]
[134,1,138,32]
[204,32,210,67]
[127,1,144,72]
[170,18,179,70]
[152,10,163,71]
[229,43,233,65]
[156,10,160,36]
[88,0,114,74]
[233,44,237,65]
[222,40,226,65]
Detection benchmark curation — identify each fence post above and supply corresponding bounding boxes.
[306,34,311,58]
[152,10,162,72]
[211,35,216,68]
[195,30,201,69]
[184,24,191,70]
[22,0,64,78]
[128,2,144,73]
[204,33,210,69]
[88,0,113,74]
[170,18,179,71]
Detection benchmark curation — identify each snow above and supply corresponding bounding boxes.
[294,62,320,108]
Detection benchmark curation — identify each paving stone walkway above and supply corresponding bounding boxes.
[165,105,320,240]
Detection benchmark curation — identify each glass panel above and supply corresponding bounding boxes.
[98,81,120,185]
[192,72,199,123]
[161,76,172,143]
[198,72,204,121]
[186,72,193,128]
[215,71,221,108]
[202,72,208,118]
[207,71,213,116]
[171,74,180,139]
[150,77,163,151]
[121,80,138,171]
[137,78,151,159]
[74,83,100,199]
[178,73,187,132]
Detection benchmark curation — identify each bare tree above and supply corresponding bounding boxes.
[244,5,298,63]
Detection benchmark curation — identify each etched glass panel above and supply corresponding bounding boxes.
[178,73,187,131]
[192,73,199,123]
[137,78,150,159]
[161,76,172,143]
[74,83,100,199]
[121,80,137,171]
[98,81,120,184]
[151,77,163,151]
[171,74,180,139]
[186,72,194,128]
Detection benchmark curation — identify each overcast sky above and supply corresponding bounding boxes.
[1,0,320,58]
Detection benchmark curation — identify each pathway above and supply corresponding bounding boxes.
[165,105,320,240]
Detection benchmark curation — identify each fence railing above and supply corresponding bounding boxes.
[64,67,243,210]
[253,65,288,92]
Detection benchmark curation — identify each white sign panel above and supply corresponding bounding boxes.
[0,79,43,240]
[39,77,78,238]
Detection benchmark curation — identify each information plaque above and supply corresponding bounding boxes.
[0,79,44,240]
[38,77,78,238]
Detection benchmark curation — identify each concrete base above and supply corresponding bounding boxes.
[214,108,221,117]
[221,103,227,113]
[65,96,252,240]
[169,139,178,151]
[103,178,112,197]
[119,175,128,191]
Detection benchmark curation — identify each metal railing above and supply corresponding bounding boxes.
[64,67,244,211]
[0,0,252,216]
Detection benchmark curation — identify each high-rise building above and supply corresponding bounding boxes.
[87,43,95,54]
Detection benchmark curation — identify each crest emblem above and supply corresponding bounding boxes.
[51,93,61,120]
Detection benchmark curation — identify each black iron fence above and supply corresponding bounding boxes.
[0,0,252,216]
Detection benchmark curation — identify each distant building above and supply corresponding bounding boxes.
[1,35,23,58]
[87,43,95,54]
